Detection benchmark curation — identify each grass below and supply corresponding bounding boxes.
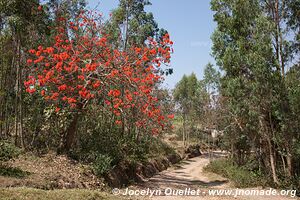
[204,158,267,188]
[0,188,123,200]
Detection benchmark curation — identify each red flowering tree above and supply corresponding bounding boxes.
[24,11,173,151]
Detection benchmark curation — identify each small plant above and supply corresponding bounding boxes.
[204,158,265,188]
[0,166,30,178]
[0,141,28,178]
[92,154,113,176]
[0,141,21,162]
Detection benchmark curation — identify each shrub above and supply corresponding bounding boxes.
[148,136,176,158]
[0,166,30,178]
[0,141,21,162]
[92,154,114,176]
[204,158,266,188]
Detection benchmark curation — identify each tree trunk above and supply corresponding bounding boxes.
[64,114,79,151]
[281,154,287,175]
[13,51,19,146]
[183,114,186,147]
[286,146,293,177]
[257,140,263,173]
[231,142,234,160]
[266,136,279,185]
[259,115,279,185]
[58,111,80,153]
[17,35,24,148]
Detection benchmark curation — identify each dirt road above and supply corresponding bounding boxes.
[117,152,297,200]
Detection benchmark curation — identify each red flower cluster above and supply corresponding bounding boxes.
[24,11,174,135]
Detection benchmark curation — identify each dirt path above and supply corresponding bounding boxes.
[117,152,297,200]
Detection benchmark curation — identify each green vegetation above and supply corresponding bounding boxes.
[209,0,300,190]
[0,166,30,178]
[172,0,300,191]
[0,0,175,183]
[0,141,22,162]
[92,154,114,176]
[0,188,120,200]
[0,141,27,178]
[0,0,299,196]
[204,159,267,188]
[173,59,222,147]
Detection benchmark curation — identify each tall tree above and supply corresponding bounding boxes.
[203,63,221,128]
[104,0,163,49]
[211,0,283,184]
[0,0,49,147]
[173,73,205,146]
[24,11,173,152]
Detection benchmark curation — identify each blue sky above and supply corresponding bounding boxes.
[87,0,216,89]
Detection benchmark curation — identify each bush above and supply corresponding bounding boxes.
[148,136,176,158]
[0,165,30,178]
[69,111,177,178]
[204,158,266,188]
[92,154,114,176]
[0,141,21,162]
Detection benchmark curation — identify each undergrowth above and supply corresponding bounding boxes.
[204,158,267,188]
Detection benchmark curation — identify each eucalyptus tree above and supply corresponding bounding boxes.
[0,0,50,147]
[211,0,283,184]
[203,63,221,129]
[104,0,162,49]
[173,73,206,146]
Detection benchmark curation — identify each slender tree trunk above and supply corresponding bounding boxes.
[183,114,186,147]
[0,41,3,138]
[281,154,287,175]
[0,55,3,138]
[274,0,285,76]
[267,136,279,185]
[14,53,19,146]
[257,139,263,173]
[259,115,279,185]
[17,34,24,148]
[231,142,234,160]
[286,145,293,177]
[187,126,190,146]
[4,98,9,137]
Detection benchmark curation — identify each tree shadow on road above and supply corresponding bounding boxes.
[149,174,228,187]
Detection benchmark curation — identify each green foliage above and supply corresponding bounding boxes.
[147,136,176,158]
[0,141,21,162]
[66,105,176,177]
[173,73,207,119]
[204,158,266,188]
[0,188,121,200]
[211,0,285,166]
[284,0,300,55]
[72,121,175,164]
[92,154,114,176]
[0,165,30,178]
[0,141,26,178]
[105,0,161,48]
[203,62,220,93]
[211,0,300,188]
[173,68,221,146]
